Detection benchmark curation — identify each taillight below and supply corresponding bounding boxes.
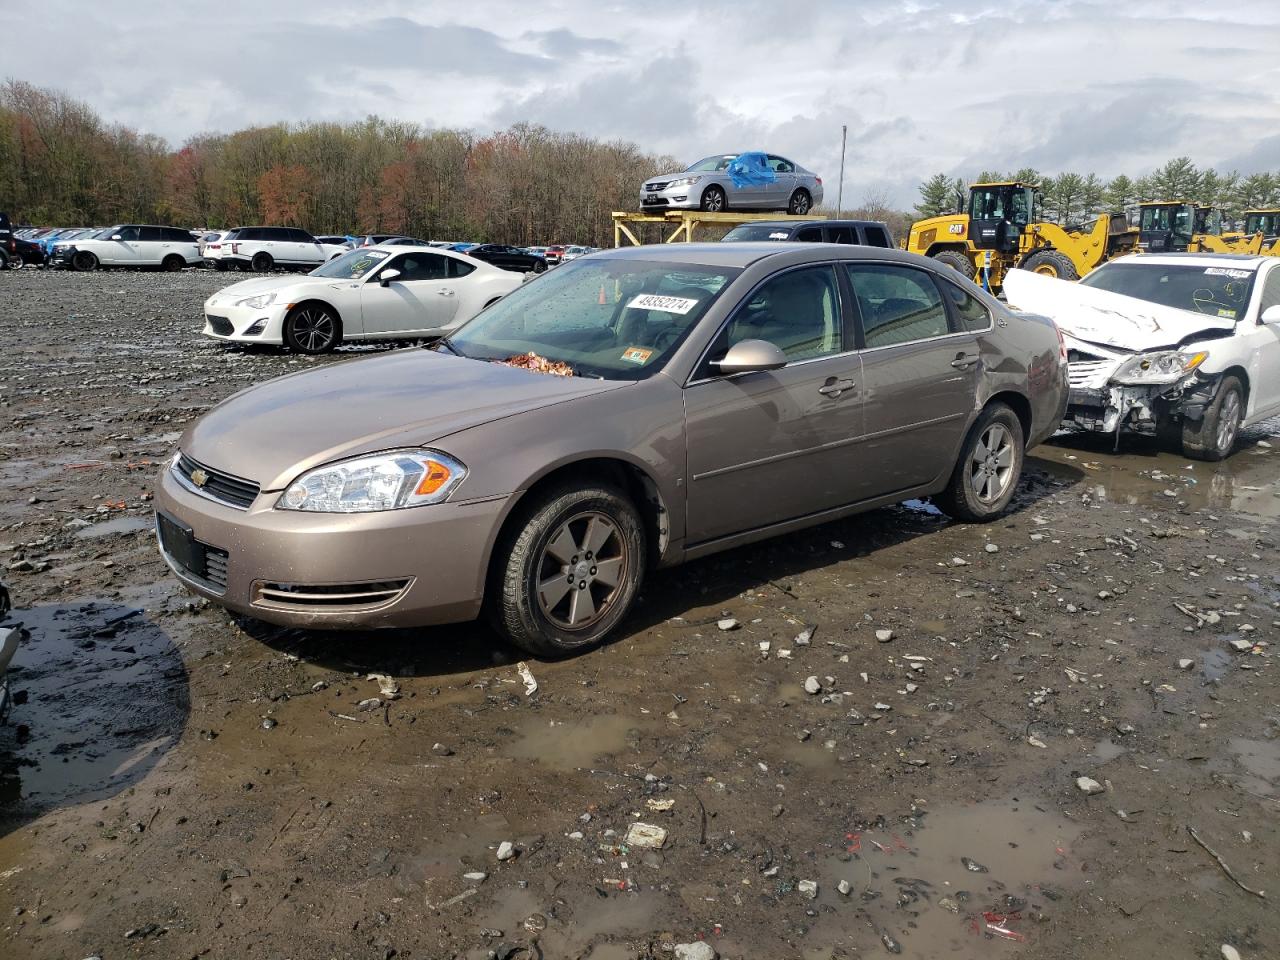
[816,177,823,185]
[208,243,220,250]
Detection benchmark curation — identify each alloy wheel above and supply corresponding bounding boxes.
[535,511,628,630]
[291,308,335,352]
[969,423,1015,503]
[1217,389,1241,451]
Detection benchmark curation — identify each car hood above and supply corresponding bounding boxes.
[205,275,336,303]
[1002,269,1236,353]
[180,349,627,492]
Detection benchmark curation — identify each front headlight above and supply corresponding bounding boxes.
[665,176,702,189]
[236,292,276,309]
[276,449,466,513]
[1112,350,1208,386]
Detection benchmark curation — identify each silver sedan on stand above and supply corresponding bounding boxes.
[640,153,824,214]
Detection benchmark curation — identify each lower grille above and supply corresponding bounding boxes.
[207,314,234,335]
[156,513,229,594]
[254,579,412,612]
[174,453,260,510]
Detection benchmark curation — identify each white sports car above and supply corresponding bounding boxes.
[202,246,524,354]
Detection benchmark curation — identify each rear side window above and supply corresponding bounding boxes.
[795,226,823,242]
[138,226,163,242]
[224,229,243,240]
[290,229,315,243]
[846,264,951,347]
[164,227,192,242]
[939,277,992,331]
[827,225,856,244]
[448,257,476,278]
[263,228,290,241]
[864,227,892,248]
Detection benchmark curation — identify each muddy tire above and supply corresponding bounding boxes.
[283,303,341,354]
[1182,374,1243,461]
[936,403,1025,522]
[72,250,98,272]
[787,189,812,215]
[700,185,727,212]
[490,482,645,658]
[932,250,976,281]
[251,251,273,273]
[1020,249,1079,281]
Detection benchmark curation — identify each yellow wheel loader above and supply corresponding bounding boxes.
[1137,201,1267,254]
[905,181,1137,291]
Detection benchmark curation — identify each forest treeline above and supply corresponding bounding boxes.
[0,81,677,245]
[915,160,1280,225]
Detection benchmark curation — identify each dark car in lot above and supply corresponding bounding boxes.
[722,219,895,247]
[155,242,1067,657]
[466,243,548,273]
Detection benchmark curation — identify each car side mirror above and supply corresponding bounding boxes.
[378,268,402,287]
[711,339,788,375]
[1262,304,1280,325]
[110,234,122,241]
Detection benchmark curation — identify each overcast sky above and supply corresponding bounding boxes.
[4,0,1278,207]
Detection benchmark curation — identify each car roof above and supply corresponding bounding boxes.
[589,242,922,269]
[1110,252,1271,269]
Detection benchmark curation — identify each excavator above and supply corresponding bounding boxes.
[905,180,1137,290]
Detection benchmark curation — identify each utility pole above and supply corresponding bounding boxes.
[836,125,847,218]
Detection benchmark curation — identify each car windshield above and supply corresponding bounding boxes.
[1080,262,1257,320]
[687,155,736,172]
[442,258,739,380]
[309,248,391,279]
[722,224,794,242]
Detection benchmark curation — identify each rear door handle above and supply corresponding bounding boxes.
[818,377,857,397]
[951,354,979,369]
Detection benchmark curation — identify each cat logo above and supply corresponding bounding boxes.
[189,467,210,487]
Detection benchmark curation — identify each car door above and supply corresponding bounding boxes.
[1247,262,1280,417]
[136,226,165,264]
[845,262,982,492]
[103,225,141,265]
[767,156,798,208]
[359,252,459,335]
[683,264,867,545]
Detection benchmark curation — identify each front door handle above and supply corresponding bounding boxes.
[951,353,979,369]
[818,377,857,397]
[437,288,455,297]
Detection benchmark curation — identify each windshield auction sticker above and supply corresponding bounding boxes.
[1204,267,1250,278]
[626,293,700,315]
[621,346,654,365]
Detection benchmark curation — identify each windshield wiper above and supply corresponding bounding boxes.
[432,337,465,358]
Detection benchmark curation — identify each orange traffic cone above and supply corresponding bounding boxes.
[598,284,607,305]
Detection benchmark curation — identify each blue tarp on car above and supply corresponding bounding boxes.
[725,152,776,189]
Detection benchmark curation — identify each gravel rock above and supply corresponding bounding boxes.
[716,618,739,631]
[496,841,516,861]
[875,628,894,642]
[803,676,822,694]
[797,879,818,899]
[674,943,717,960]
[1076,776,1105,795]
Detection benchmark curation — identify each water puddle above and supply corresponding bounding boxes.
[468,883,668,958]
[1226,738,1280,797]
[502,713,648,770]
[1090,739,1125,763]
[1201,646,1233,682]
[0,603,189,809]
[810,798,1083,957]
[72,515,152,539]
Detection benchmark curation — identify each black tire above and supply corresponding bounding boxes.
[932,250,976,280]
[1019,249,1079,281]
[0,250,11,270]
[283,303,341,354]
[787,189,813,215]
[489,482,646,658]
[700,185,727,212]
[532,259,547,273]
[213,261,228,272]
[1182,374,1243,461]
[936,403,1025,522]
[161,254,184,272]
[72,250,98,272]
[251,251,273,273]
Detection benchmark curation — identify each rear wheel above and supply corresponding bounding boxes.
[936,403,1024,522]
[213,261,228,272]
[251,251,273,273]
[283,303,341,354]
[787,189,812,215]
[72,250,98,272]
[1182,374,1243,461]
[700,185,727,212]
[532,258,547,273]
[489,483,645,658]
[932,250,976,281]
[1020,249,1079,280]
[161,254,184,272]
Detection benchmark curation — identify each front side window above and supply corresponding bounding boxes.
[846,264,951,347]
[795,226,823,242]
[446,258,738,380]
[115,226,140,241]
[709,266,842,367]
[1256,265,1280,315]
[387,252,449,281]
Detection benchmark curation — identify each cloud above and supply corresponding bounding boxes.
[520,28,621,58]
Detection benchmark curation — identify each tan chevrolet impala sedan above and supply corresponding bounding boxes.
[156,243,1068,656]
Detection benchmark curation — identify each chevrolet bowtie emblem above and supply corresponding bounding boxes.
[190,467,210,487]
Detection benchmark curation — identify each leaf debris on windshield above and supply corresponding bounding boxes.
[497,352,575,377]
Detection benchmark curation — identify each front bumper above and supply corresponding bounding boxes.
[201,301,289,344]
[639,185,702,210]
[1065,375,1213,435]
[154,465,507,628]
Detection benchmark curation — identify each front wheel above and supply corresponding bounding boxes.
[532,259,547,273]
[787,189,812,215]
[490,483,645,658]
[1020,249,1079,281]
[283,303,341,354]
[1182,375,1243,461]
[700,185,727,212]
[72,250,98,272]
[936,403,1024,522]
[932,250,976,281]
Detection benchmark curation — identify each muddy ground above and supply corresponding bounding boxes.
[0,267,1277,960]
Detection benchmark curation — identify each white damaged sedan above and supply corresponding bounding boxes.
[1005,253,1280,460]
[202,245,524,354]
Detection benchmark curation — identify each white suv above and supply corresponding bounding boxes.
[204,226,346,272]
[51,225,201,272]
